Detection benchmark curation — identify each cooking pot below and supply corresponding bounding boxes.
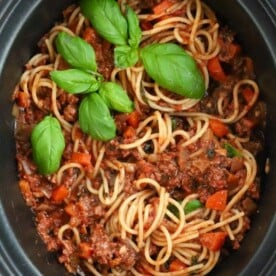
[0,0,275,275]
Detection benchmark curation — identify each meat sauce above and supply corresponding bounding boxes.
[13,1,266,274]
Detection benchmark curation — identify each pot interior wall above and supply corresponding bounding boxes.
[0,0,275,275]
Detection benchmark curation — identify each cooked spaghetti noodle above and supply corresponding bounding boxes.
[13,0,266,275]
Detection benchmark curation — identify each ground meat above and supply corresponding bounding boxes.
[90,224,137,269]
[36,210,65,251]
[81,27,114,79]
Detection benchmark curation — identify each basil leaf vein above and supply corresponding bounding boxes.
[99,82,134,113]
[80,0,128,46]
[31,116,65,175]
[140,43,205,99]
[55,32,97,72]
[50,69,100,94]
[79,93,116,141]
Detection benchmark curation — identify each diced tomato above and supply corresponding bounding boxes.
[51,185,69,202]
[16,91,30,108]
[209,119,229,138]
[71,152,91,167]
[169,259,187,272]
[64,203,78,217]
[152,0,176,15]
[207,56,227,82]
[242,88,254,104]
[78,242,93,259]
[126,110,141,128]
[206,190,228,211]
[123,126,136,139]
[199,232,227,251]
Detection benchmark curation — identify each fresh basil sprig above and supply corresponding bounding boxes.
[50,30,134,142]
[31,116,65,175]
[79,93,116,141]
[55,32,97,72]
[80,0,128,46]
[140,43,205,99]
[99,82,134,113]
[50,69,100,94]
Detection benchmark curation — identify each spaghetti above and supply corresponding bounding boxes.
[13,0,266,275]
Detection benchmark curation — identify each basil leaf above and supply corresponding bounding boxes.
[79,93,116,141]
[80,0,128,46]
[140,43,205,99]
[99,82,134,113]
[31,116,65,175]
[184,199,203,214]
[55,32,97,72]
[224,143,242,158]
[114,45,139,68]
[50,69,100,94]
[125,6,142,48]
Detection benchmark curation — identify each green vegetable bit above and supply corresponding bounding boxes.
[184,199,203,214]
[224,143,242,158]
[168,199,203,218]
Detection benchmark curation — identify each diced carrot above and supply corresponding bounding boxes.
[126,110,141,128]
[78,242,93,259]
[82,27,97,44]
[64,203,78,217]
[199,232,227,251]
[206,190,228,211]
[207,56,227,82]
[16,91,30,108]
[152,0,176,15]
[123,126,136,139]
[169,259,187,272]
[209,119,229,138]
[242,88,254,104]
[51,185,69,202]
[71,152,91,167]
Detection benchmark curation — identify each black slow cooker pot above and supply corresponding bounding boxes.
[0,0,275,275]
